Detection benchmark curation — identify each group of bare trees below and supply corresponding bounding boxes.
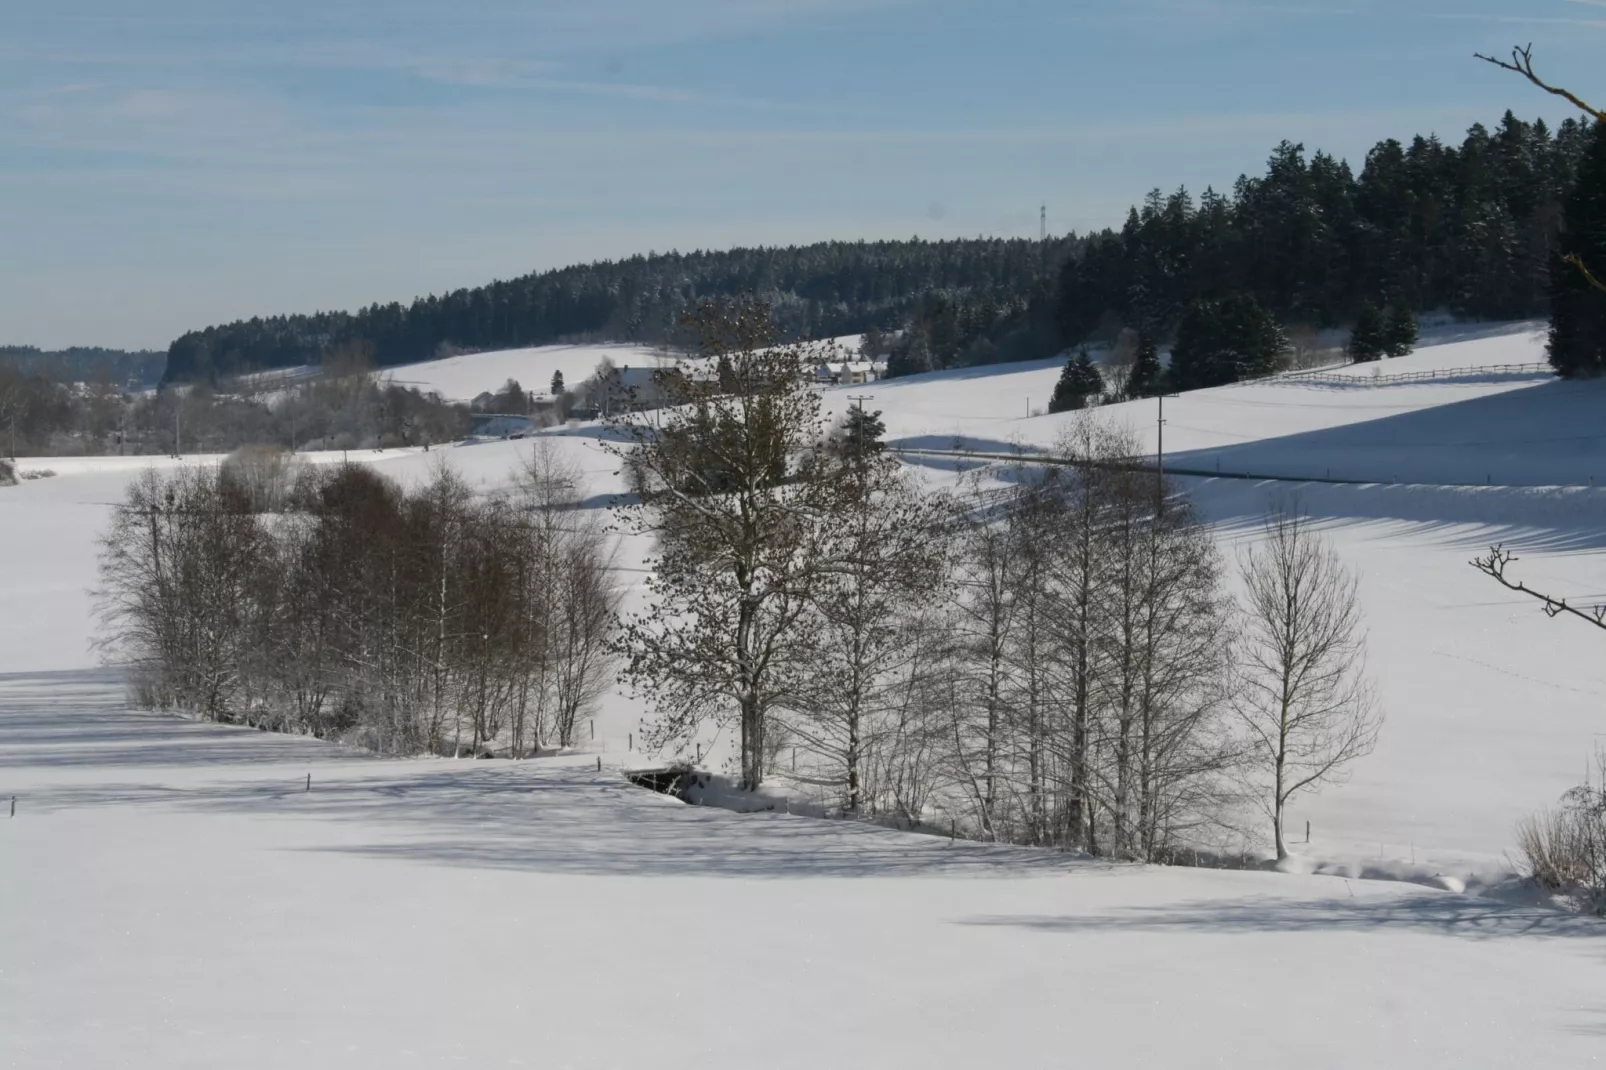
[0,340,473,459]
[841,427,1242,859]
[614,301,1380,861]
[96,442,619,756]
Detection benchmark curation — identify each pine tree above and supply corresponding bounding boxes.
[1549,121,1606,379]
[1348,303,1387,362]
[1383,305,1418,357]
[1170,295,1287,389]
[1048,349,1104,413]
[550,369,565,396]
[1126,332,1162,398]
[837,406,887,463]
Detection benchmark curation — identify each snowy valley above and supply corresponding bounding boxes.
[4,322,1606,1067]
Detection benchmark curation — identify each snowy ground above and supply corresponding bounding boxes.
[3,322,1605,1065]
[381,342,678,402]
[5,669,1605,1069]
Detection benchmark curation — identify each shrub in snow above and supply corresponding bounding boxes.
[220,444,302,513]
[0,459,14,486]
[1516,754,1606,915]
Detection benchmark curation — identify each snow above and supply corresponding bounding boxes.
[4,670,1604,1069]
[4,320,1606,1065]
[380,343,679,402]
[862,323,1599,488]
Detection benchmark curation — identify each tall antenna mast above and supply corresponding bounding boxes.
[1040,204,1046,242]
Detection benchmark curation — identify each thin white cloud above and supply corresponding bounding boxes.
[408,58,555,88]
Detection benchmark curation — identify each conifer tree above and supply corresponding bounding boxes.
[1548,121,1606,378]
[1348,303,1387,363]
[1126,332,1162,398]
[1383,305,1418,357]
[1169,295,1287,390]
[835,406,887,465]
[1048,349,1104,412]
[551,370,564,396]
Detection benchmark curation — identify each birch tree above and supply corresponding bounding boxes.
[1235,501,1381,859]
[789,452,949,813]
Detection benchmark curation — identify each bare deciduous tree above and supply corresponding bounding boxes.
[787,452,950,813]
[1235,501,1381,859]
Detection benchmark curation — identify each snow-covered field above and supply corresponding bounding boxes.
[5,670,1604,1068]
[381,342,677,401]
[4,322,1605,1065]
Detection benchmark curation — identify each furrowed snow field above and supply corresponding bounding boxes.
[3,322,1605,1066]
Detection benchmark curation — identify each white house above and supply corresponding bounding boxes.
[814,360,886,386]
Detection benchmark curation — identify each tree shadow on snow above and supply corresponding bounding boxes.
[1168,377,1606,492]
[0,668,372,770]
[957,894,1605,942]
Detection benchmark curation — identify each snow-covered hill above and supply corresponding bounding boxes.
[381,342,677,401]
[4,321,1605,1067]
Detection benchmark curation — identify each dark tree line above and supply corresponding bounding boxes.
[1057,114,1595,348]
[163,239,1076,384]
[95,444,619,755]
[0,346,164,385]
[155,108,1599,394]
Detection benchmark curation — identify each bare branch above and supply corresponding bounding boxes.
[1474,44,1605,122]
[1563,253,1606,298]
[1471,545,1606,632]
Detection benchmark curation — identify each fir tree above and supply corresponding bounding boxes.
[1126,332,1162,398]
[1348,303,1387,362]
[1169,295,1287,390]
[1048,349,1104,412]
[1383,305,1418,357]
[1549,121,1606,379]
[836,406,887,464]
[551,369,565,396]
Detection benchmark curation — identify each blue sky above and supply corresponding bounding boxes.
[2,0,1600,349]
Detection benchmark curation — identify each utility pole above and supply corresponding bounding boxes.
[847,395,875,464]
[174,403,181,459]
[1155,392,1181,517]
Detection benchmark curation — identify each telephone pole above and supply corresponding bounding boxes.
[1155,392,1181,516]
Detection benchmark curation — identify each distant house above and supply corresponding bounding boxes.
[814,360,886,386]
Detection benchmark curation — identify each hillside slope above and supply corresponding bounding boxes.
[5,322,1603,874]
